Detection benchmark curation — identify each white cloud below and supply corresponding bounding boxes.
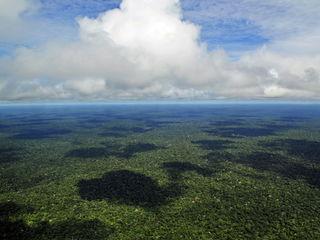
[0,0,320,100]
[0,0,76,47]
[66,78,107,96]
[0,0,40,42]
[0,0,37,19]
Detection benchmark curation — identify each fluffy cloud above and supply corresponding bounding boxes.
[0,0,320,100]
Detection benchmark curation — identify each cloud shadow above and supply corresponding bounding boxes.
[0,201,113,240]
[12,128,71,140]
[66,143,162,159]
[204,125,290,138]
[77,170,181,208]
[162,162,214,181]
[0,147,21,164]
[263,139,320,163]
[192,139,233,151]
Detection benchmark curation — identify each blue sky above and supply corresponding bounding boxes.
[39,0,268,46]
[0,0,319,100]
[0,0,270,56]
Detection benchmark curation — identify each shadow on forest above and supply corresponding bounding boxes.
[0,147,21,163]
[78,117,110,125]
[0,201,33,218]
[12,128,71,140]
[278,116,308,122]
[204,125,290,138]
[0,118,66,129]
[100,126,153,138]
[77,161,215,208]
[116,143,161,158]
[209,119,244,126]
[0,202,113,240]
[0,123,9,129]
[100,119,178,134]
[10,118,60,127]
[77,170,182,208]
[192,140,233,151]
[66,147,111,159]
[162,162,214,180]
[66,143,162,159]
[144,120,180,128]
[262,139,320,163]
[207,149,320,188]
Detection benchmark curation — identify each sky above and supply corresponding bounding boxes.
[0,0,319,101]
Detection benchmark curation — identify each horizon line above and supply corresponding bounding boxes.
[1,99,320,106]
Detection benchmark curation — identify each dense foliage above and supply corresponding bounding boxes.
[0,104,320,239]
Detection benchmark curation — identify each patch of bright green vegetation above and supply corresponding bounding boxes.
[1,104,320,239]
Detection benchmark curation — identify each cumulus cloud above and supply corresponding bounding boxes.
[0,0,320,100]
